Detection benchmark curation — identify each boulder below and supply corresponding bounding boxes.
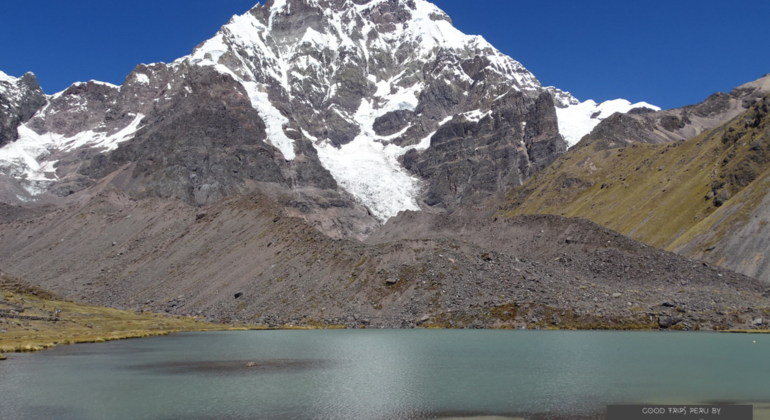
[658,316,683,328]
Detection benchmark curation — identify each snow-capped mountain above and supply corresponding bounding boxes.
[179,0,561,219]
[0,0,653,234]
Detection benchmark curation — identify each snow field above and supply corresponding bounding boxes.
[556,99,660,147]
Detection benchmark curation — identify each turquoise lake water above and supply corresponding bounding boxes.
[0,330,768,420]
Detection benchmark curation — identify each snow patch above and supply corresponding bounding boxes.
[0,70,18,84]
[0,115,145,194]
[314,97,435,221]
[0,72,25,105]
[89,80,120,89]
[192,34,229,64]
[376,82,423,115]
[461,109,492,122]
[242,82,296,160]
[301,27,340,51]
[556,99,660,147]
[376,124,412,141]
[134,74,150,85]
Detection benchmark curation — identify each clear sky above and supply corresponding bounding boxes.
[1,0,768,110]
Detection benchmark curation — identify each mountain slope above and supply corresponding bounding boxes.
[669,95,770,279]
[502,77,770,282]
[1,184,767,330]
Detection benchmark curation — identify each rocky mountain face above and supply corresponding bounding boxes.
[0,0,573,238]
[503,76,770,283]
[402,91,565,209]
[0,71,47,148]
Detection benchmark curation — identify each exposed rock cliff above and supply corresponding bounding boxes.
[0,71,47,148]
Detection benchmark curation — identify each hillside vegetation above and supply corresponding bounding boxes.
[503,93,770,281]
[0,273,257,358]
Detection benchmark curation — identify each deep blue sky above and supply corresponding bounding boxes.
[1,0,768,110]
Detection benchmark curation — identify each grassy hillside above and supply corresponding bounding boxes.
[503,94,770,275]
[670,163,770,280]
[0,274,259,358]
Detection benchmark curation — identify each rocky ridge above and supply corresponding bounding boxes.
[576,74,770,149]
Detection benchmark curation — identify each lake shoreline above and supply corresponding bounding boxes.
[3,322,768,361]
[0,283,268,357]
[2,276,768,359]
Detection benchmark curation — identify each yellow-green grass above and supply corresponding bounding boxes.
[0,288,266,355]
[668,167,770,255]
[281,324,347,330]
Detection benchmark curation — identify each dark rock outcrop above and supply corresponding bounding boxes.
[0,72,47,148]
[26,81,119,138]
[406,92,566,210]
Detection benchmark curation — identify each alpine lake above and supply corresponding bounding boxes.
[1,330,768,420]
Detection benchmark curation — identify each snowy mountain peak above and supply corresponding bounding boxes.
[178,0,547,220]
[0,70,18,84]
